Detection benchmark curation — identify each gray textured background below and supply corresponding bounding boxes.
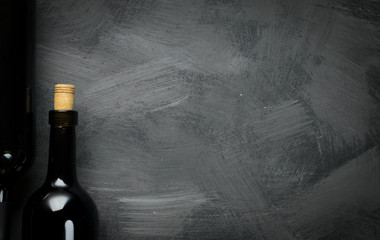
[12,0,380,239]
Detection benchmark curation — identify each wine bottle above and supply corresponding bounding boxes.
[0,0,35,239]
[22,84,98,240]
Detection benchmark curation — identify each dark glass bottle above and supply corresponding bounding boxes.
[0,0,35,182]
[22,111,98,240]
[0,0,35,239]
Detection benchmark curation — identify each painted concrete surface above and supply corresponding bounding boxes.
[12,0,380,239]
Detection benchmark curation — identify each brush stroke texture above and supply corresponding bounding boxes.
[11,0,380,239]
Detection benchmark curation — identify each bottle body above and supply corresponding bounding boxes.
[22,184,98,240]
[23,111,98,240]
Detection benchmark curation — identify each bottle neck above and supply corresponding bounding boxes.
[45,111,78,187]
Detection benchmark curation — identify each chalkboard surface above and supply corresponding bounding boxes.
[12,0,380,239]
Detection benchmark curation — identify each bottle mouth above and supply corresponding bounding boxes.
[49,110,78,126]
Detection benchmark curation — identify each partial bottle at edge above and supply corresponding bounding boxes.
[0,0,35,239]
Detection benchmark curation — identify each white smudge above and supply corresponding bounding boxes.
[118,191,207,236]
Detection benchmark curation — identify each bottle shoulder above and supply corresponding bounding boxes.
[25,184,98,217]
[23,185,99,240]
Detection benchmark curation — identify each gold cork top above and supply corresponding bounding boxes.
[54,84,75,110]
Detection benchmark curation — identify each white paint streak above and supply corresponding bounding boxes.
[81,57,190,115]
[150,95,189,112]
[118,191,207,236]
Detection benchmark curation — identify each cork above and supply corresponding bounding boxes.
[54,84,75,110]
